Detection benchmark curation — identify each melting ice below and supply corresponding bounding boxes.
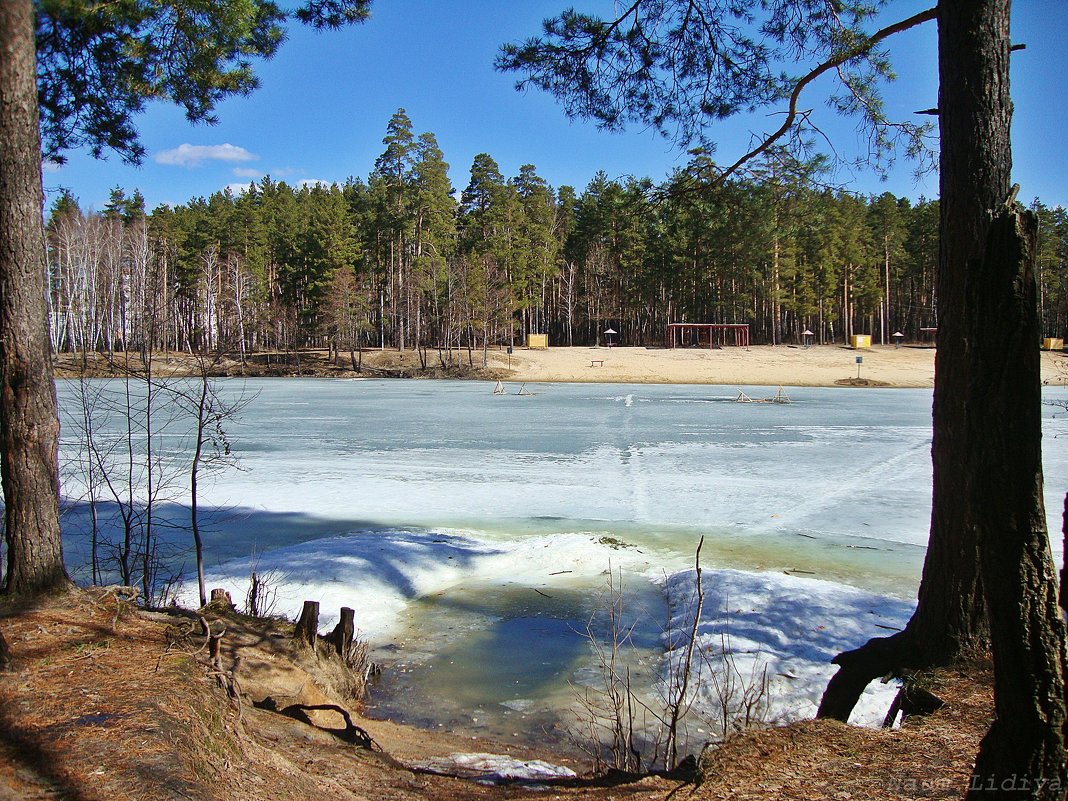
[57,379,1068,749]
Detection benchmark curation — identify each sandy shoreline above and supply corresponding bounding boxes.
[489,344,1067,389]
[491,344,938,388]
[54,344,1068,389]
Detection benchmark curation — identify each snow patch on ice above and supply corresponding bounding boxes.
[188,524,915,733]
[660,566,914,729]
[183,528,671,640]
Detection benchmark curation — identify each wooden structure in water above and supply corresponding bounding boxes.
[735,386,791,404]
[492,381,536,396]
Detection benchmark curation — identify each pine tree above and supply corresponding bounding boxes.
[300,185,359,340]
[513,164,559,338]
[373,109,416,350]
[410,132,457,354]
[867,192,909,343]
[460,153,524,345]
[0,0,70,597]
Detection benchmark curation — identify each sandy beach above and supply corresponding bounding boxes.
[488,344,1067,389]
[491,343,935,387]
[54,343,1068,388]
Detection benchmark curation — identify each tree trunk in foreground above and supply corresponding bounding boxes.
[1060,493,1067,614]
[819,0,1009,719]
[0,0,70,598]
[964,207,1067,799]
[912,0,1015,665]
[821,2,1068,791]
[818,0,1014,719]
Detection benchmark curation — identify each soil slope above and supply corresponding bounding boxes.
[0,590,990,801]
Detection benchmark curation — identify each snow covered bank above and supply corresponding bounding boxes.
[187,526,914,736]
[660,566,914,730]
[188,527,670,640]
[411,752,577,783]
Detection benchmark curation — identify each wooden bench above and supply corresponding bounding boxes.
[590,359,604,367]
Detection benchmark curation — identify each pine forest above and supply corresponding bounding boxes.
[46,110,1068,363]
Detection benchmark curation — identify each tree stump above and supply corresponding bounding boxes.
[327,606,355,658]
[209,588,234,610]
[293,600,320,651]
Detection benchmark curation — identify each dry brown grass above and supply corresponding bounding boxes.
[694,664,992,800]
[52,349,506,382]
[0,591,991,801]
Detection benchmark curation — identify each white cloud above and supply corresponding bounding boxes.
[155,143,257,168]
[232,167,263,178]
[223,182,255,196]
[220,176,338,196]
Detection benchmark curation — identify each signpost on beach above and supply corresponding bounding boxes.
[856,355,863,379]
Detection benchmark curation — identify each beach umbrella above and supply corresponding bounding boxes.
[892,331,905,349]
[802,329,814,349]
[604,327,617,346]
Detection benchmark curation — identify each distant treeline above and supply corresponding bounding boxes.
[46,110,1068,359]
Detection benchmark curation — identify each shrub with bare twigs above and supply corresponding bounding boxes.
[570,537,771,774]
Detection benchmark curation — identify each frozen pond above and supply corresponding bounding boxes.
[56,378,1068,751]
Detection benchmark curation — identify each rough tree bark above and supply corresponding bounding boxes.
[327,606,355,657]
[820,4,1063,751]
[965,207,1067,797]
[916,0,1014,664]
[1061,493,1067,614]
[818,0,1016,720]
[0,0,71,598]
[293,600,320,650]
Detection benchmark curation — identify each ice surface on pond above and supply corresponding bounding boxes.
[55,379,1068,745]
[221,380,939,549]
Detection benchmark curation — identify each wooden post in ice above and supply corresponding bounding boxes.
[293,600,320,650]
[327,606,355,657]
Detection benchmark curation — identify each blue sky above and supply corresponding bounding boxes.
[43,1,1068,212]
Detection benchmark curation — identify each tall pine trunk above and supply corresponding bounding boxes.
[820,8,1068,772]
[964,203,1067,799]
[908,0,1013,667]
[0,0,70,597]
